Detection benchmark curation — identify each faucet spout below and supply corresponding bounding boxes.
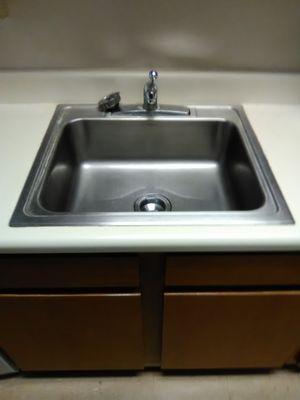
[143,70,158,111]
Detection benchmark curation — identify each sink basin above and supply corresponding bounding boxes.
[10,105,293,226]
[40,120,263,213]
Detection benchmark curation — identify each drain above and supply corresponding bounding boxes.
[134,194,172,212]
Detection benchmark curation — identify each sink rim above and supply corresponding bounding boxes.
[10,105,294,226]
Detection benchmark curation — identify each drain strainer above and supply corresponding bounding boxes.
[134,194,172,212]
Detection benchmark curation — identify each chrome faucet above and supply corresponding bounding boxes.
[143,70,158,111]
[98,69,189,115]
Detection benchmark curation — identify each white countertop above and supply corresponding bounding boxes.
[1,71,300,253]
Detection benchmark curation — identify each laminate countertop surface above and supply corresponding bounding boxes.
[0,71,299,253]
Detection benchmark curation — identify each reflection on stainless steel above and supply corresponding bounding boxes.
[10,105,293,226]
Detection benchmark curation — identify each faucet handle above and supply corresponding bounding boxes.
[149,70,158,81]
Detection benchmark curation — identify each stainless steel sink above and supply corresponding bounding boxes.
[10,105,293,226]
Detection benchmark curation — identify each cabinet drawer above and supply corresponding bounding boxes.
[166,254,300,287]
[162,291,300,370]
[0,255,140,289]
[0,293,144,371]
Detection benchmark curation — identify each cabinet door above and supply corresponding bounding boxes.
[0,293,144,371]
[162,291,300,369]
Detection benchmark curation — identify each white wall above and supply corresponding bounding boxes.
[0,0,300,71]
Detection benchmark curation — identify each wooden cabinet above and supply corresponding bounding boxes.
[2,252,300,372]
[162,291,300,370]
[162,254,300,370]
[0,254,144,371]
[0,293,144,371]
